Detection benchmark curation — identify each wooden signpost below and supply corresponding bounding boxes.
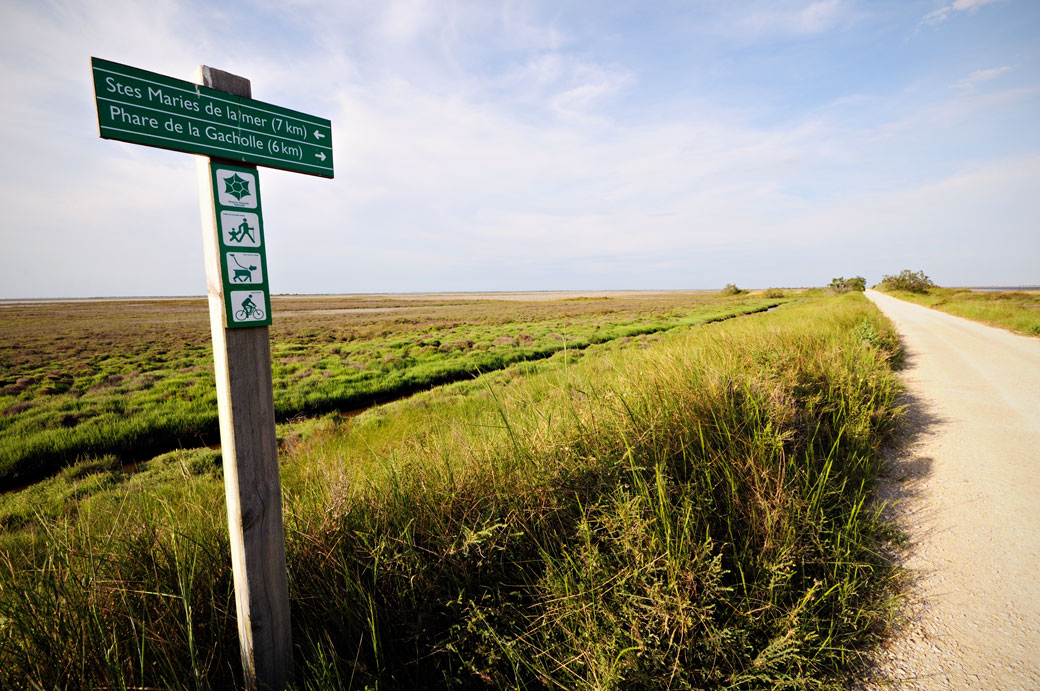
[92,57,334,691]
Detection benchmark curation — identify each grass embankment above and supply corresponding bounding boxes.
[0,293,778,487]
[0,294,903,689]
[881,287,1040,336]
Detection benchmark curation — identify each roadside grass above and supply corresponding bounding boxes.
[0,294,905,689]
[0,293,780,487]
[880,287,1040,336]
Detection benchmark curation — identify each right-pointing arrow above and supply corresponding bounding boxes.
[315,152,326,162]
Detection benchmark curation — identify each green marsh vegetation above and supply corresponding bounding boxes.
[0,292,779,487]
[0,293,906,689]
[880,285,1040,336]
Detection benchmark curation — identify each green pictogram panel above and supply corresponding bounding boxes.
[92,57,334,178]
[209,162,273,328]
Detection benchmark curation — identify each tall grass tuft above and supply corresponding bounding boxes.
[0,294,904,689]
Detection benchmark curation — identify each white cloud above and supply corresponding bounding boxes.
[870,82,1038,144]
[734,0,853,38]
[380,0,434,42]
[769,154,1040,285]
[0,0,1037,296]
[494,53,633,122]
[952,65,1013,90]
[923,0,1009,24]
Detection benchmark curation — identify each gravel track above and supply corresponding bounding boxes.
[859,290,1040,689]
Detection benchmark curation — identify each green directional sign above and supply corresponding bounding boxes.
[92,57,334,178]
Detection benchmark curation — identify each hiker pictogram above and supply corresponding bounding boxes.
[230,217,255,243]
[220,211,261,247]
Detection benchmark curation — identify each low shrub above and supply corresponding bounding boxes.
[829,276,866,293]
[720,283,743,296]
[880,270,934,293]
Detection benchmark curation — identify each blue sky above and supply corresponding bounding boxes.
[1,0,1037,297]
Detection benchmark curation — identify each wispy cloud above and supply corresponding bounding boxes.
[769,154,1040,285]
[952,65,1013,90]
[923,0,1009,24]
[734,0,854,38]
[495,53,633,124]
[0,0,1037,296]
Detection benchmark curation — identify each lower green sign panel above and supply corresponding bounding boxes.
[208,162,272,328]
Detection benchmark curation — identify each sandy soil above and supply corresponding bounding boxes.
[858,290,1040,689]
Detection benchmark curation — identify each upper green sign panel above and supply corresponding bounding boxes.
[92,57,333,178]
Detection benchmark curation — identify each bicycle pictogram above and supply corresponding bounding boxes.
[235,294,265,321]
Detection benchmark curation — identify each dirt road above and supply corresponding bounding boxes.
[862,290,1040,689]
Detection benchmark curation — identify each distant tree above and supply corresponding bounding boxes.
[763,288,785,298]
[880,269,935,293]
[829,276,866,293]
[720,283,743,296]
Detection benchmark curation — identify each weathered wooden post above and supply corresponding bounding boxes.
[195,66,291,691]
[91,57,334,690]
